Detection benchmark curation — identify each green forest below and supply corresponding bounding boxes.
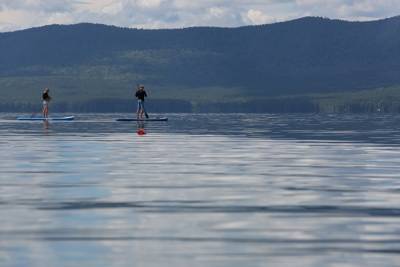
[1,16,400,112]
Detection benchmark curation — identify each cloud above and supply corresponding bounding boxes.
[1,0,76,13]
[101,2,123,15]
[294,0,400,20]
[243,9,274,25]
[0,0,399,32]
[136,0,163,9]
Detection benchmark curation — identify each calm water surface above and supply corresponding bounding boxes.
[1,113,400,267]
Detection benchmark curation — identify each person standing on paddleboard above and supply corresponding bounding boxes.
[135,85,148,119]
[42,88,51,118]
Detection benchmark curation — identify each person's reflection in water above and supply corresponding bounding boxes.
[137,121,146,136]
[43,119,50,131]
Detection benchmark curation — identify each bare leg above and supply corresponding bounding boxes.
[43,106,48,118]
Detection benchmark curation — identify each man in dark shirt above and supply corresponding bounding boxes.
[135,85,148,119]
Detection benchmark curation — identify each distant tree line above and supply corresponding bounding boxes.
[2,97,400,113]
[195,97,318,113]
[0,99,192,113]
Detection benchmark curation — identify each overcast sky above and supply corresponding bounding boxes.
[0,0,399,32]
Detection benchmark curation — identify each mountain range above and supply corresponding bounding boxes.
[1,16,400,112]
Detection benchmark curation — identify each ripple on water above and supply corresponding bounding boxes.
[1,113,400,267]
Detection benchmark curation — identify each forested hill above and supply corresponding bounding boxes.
[1,16,400,112]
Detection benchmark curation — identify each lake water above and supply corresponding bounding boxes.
[1,113,400,267]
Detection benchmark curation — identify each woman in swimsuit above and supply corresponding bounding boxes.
[42,88,51,118]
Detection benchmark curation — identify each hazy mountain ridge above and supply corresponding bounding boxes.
[1,16,400,112]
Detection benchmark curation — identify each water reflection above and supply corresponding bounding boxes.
[136,121,146,136]
[43,119,50,131]
[2,113,400,145]
[1,114,400,267]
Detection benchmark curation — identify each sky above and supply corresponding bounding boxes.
[0,0,399,32]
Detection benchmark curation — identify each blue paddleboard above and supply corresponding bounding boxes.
[17,116,75,121]
[116,117,168,122]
